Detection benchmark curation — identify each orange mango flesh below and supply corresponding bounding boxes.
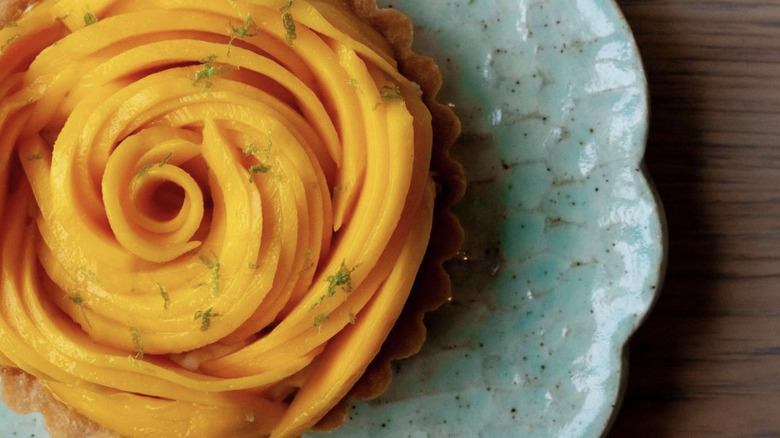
[0,0,434,437]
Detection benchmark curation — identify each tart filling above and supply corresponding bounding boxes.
[0,0,463,437]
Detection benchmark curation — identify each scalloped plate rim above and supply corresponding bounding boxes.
[0,1,666,437]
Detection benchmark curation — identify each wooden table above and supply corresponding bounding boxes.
[608,1,780,436]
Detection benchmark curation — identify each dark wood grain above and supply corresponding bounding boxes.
[609,1,780,437]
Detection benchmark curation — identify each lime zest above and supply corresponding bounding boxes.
[84,12,98,26]
[279,1,296,45]
[228,15,259,56]
[194,307,220,331]
[129,326,144,360]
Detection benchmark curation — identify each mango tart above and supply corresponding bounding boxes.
[0,0,464,436]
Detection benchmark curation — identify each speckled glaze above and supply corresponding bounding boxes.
[0,0,664,437]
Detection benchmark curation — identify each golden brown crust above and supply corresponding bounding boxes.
[0,0,465,436]
[0,367,118,438]
[0,0,31,27]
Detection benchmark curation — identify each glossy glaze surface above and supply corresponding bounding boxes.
[0,0,663,437]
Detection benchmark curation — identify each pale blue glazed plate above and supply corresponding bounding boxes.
[1,0,664,437]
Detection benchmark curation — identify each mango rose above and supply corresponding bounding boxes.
[0,0,462,436]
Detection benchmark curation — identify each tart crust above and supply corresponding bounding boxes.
[0,1,465,436]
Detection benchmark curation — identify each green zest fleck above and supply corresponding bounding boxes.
[129,326,144,360]
[137,163,154,178]
[380,83,405,103]
[245,412,255,423]
[158,283,171,310]
[199,255,221,296]
[159,151,173,166]
[248,163,272,182]
[348,312,356,325]
[243,143,260,156]
[243,132,273,157]
[194,54,232,88]
[313,313,329,332]
[228,15,258,56]
[27,152,43,161]
[310,294,326,311]
[1,20,18,29]
[67,292,92,328]
[84,12,98,26]
[346,78,361,90]
[136,152,173,179]
[301,249,314,268]
[67,292,84,306]
[248,262,260,270]
[325,260,356,296]
[312,260,357,310]
[245,133,273,182]
[194,307,220,331]
[279,1,296,45]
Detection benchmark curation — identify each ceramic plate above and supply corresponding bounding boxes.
[0,0,664,437]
